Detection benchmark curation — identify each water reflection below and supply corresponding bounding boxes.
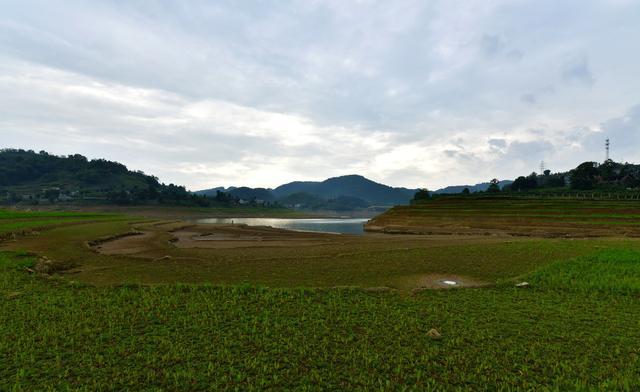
[195,217,369,235]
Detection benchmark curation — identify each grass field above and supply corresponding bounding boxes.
[0,209,124,237]
[2,206,640,389]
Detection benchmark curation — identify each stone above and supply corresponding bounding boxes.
[427,328,442,340]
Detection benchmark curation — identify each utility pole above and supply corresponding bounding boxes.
[605,138,610,161]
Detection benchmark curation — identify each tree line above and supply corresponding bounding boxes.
[414,159,640,201]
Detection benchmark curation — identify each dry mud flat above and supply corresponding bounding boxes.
[90,221,500,289]
[91,232,153,255]
[170,224,337,249]
[94,222,340,255]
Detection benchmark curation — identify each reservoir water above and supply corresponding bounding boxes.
[195,217,369,235]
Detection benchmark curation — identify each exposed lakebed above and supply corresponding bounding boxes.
[195,217,370,235]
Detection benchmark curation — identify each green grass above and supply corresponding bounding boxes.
[0,209,124,236]
[0,210,111,219]
[530,249,640,294]
[3,207,640,389]
[2,250,640,390]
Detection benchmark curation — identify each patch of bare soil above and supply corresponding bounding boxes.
[411,274,490,290]
[93,232,154,255]
[169,224,336,249]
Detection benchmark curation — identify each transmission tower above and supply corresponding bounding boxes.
[606,138,610,161]
[540,161,546,174]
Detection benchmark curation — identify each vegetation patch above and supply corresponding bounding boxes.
[2,250,640,390]
[529,249,640,294]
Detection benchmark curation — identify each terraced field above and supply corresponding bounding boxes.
[367,197,640,237]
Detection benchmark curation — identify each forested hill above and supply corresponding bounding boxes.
[273,175,417,205]
[197,175,418,206]
[0,149,193,204]
[0,149,159,190]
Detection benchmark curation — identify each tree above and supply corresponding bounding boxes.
[413,189,431,201]
[487,179,500,193]
[43,188,60,203]
[570,162,599,190]
[461,187,470,195]
[511,173,537,191]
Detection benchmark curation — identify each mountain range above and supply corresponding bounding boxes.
[1,148,512,209]
[196,175,513,206]
[196,175,418,206]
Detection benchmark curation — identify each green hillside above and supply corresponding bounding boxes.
[0,149,204,206]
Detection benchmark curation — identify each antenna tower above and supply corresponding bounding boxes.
[540,161,546,173]
[605,138,610,161]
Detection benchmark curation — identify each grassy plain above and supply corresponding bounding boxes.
[2,204,640,390]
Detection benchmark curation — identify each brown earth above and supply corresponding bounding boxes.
[410,274,490,289]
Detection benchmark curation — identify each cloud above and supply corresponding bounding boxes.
[480,34,507,56]
[561,56,595,86]
[0,0,639,190]
[580,105,640,162]
[520,93,537,105]
[488,138,507,150]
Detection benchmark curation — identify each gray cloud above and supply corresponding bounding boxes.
[520,93,537,105]
[488,138,507,150]
[580,105,640,162]
[562,56,595,86]
[1,0,639,190]
[480,34,507,56]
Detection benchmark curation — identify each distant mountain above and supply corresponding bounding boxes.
[196,176,516,206]
[277,192,369,211]
[228,187,275,202]
[196,175,418,207]
[433,180,513,194]
[273,175,417,205]
[194,186,236,196]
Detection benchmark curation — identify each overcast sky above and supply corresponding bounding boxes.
[2,0,639,190]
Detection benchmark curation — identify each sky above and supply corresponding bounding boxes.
[1,0,639,191]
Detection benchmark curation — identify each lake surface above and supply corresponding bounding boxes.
[195,217,370,235]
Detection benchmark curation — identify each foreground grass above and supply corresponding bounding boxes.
[2,251,640,390]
